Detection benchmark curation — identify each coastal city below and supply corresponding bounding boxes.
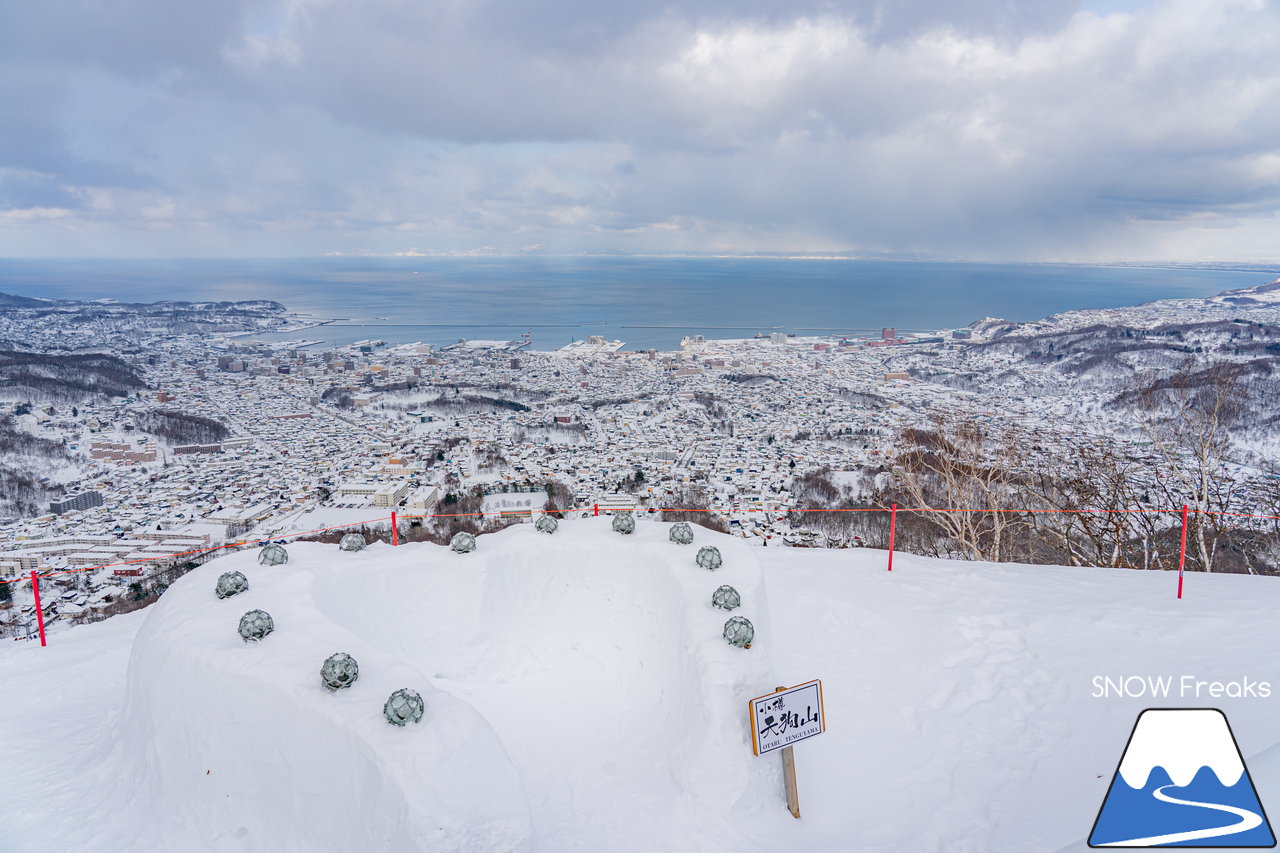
[9,1,1280,848]
[4,278,1280,637]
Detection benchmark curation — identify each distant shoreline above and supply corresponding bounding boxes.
[5,258,1273,353]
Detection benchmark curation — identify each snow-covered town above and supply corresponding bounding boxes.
[8,3,1280,846]
[5,279,1280,637]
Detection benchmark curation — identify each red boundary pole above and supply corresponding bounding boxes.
[887,504,897,572]
[30,570,46,647]
[1177,504,1189,599]
[6,502,1253,607]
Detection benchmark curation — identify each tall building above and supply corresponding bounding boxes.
[49,491,104,514]
[881,328,896,340]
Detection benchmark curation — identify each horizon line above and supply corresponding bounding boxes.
[1,253,1279,268]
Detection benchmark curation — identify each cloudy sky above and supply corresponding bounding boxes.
[0,0,1277,260]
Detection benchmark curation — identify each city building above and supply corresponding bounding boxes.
[372,481,411,508]
[50,491,105,514]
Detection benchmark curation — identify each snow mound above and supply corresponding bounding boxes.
[86,520,783,851]
[14,520,1280,851]
[105,542,533,852]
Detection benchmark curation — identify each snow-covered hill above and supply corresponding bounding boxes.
[3,519,1280,852]
[972,277,1280,339]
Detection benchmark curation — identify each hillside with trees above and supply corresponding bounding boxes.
[0,351,145,402]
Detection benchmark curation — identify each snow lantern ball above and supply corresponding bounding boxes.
[696,545,723,571]
[258,543,288,566]
[612,512,636,535]
[321,652,360,691]
[384,688,425,727]
[535,514,559,535]
[339,533,367,552]
[711,584,741,611]
[723,616,754,648]
[215,570,249,599]
[451,531,477,553]
[669,522,694,545]
[238,609,275,642]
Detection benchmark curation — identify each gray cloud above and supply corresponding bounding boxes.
[0,0,249,76]
[0,0,1278,260]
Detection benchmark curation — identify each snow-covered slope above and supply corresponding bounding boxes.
[108,556,532,852]
[3,519,1280,852]
[971,277,1280,339]
[1211,277,1280,306]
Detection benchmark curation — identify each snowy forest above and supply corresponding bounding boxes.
[788,361,1280,574]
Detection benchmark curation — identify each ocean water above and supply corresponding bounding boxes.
[0,257,1274,351]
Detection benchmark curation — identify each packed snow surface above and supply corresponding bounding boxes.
[3,519,1280,852]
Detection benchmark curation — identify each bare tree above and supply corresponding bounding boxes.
[889,411,1030,562]
[1137,361,1249,573]
[542,479,574,518]
[1230,458,1280,575]
[661,485,730,533]
[787,468,875,548]
[1024,437,1169,570]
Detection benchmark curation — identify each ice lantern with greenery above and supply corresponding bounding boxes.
[258,544,288,566]
[339,533,367,552]
[451,531,476,553]
[612,512,635,535]
[696,545,722,570]
[215,570,249,599]
[239,609,274,642]
[321,652,360,691]
[669,522,694,545]
[723,616,754,648]
[384,688,425,726]
[711,585,740,611]
[535,515,558,534]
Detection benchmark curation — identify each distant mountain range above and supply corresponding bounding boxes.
[0,290,286,312]
[0,292,53,308]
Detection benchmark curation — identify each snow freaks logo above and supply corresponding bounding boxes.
[1091,675,1271,700]
[1089,709,1276,848]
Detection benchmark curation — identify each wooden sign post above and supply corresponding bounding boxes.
[779,698,801,819]
[749,679,825,820]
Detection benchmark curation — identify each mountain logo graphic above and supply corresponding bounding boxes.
[1089,708,1276,848]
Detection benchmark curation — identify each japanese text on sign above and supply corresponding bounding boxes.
[750,679,825,756]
